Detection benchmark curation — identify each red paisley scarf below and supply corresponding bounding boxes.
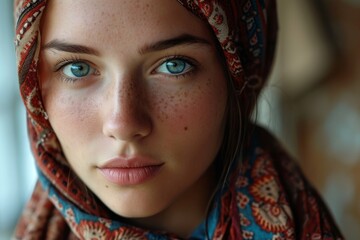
[14,0,343,239]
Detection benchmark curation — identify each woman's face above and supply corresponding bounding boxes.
[40,0,227,223]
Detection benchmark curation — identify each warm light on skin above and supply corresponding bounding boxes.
[39,0,228,237]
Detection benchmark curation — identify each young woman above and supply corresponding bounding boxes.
[14,0,343,239]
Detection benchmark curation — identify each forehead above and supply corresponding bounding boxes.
[41,0,213,51]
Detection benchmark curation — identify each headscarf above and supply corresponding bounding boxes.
[13,0,315,239]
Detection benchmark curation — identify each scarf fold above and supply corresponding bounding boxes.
[13,0,343,239]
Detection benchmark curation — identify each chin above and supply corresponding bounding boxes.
[112,206,162,219]
[101,193,169,219]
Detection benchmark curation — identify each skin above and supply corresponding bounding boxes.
[39,0,228,237]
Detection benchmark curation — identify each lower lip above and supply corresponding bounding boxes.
[99,165,163,186]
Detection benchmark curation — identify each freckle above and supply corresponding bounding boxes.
[105,185,109,188]
[161,111,168,120]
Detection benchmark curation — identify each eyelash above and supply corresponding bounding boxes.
[53,55,198,83]
[153,55,197,79]
[54,56,98,83]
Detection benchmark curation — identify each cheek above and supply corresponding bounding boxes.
[149,76,227,134]
[44,90,99,148]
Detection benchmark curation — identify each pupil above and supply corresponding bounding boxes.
[71,63,89,77]
[166,60,185,74]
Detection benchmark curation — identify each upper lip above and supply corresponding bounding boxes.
[98,156,164,169]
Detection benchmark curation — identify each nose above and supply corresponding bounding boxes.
[102,76,152,142]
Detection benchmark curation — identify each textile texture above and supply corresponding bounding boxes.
[13,0,343,239]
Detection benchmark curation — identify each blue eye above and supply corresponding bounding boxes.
[156,58,193,76]
[62,62,92,78]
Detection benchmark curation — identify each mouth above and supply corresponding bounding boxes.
[98,156,164,186]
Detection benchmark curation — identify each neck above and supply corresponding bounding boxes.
[129,164,217,238]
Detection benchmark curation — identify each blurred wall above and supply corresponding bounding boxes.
[259,0,360,239]
[0,1,37,239]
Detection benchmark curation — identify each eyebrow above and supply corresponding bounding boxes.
[138,34,211,54]
[42,34,211,56]
[42,39,100,55]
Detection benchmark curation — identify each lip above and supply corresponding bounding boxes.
[98,156,164,186]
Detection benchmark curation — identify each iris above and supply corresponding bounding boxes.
[68,62,90,78]
[164,59,187,74]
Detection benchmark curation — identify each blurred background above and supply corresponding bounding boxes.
[0,1,38,239]
[0,0,359,239]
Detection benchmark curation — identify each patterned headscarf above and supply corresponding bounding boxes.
[14,0,277,238]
